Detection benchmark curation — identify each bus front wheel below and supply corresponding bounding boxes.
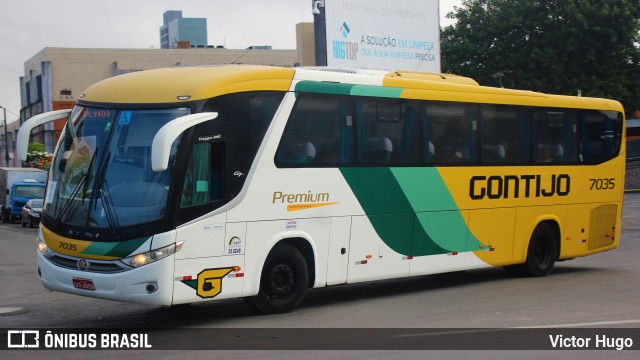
[505,222,557,277]
[244,243,309,315]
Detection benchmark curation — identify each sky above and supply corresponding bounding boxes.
[0,0,461,125]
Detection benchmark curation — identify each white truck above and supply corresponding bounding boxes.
[0,167,47,223]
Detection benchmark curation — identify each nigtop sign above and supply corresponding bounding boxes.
[324,0,441,72]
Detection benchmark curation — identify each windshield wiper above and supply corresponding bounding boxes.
[88,151,110,211]
[81,149,99,204]
[88,151,121,240]
[53,149,99,227]
[96,179,120,240]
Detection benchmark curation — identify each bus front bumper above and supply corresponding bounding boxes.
[37,250,175,306]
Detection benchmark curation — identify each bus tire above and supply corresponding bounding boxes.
[522,223,557,277]
[244,243,309,315]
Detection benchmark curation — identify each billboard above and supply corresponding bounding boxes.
[324,0,440,72]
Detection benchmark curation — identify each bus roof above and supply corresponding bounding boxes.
[80,65,295,104]
[78,65,623,112]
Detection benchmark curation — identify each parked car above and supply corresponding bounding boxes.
[21,199,43,228]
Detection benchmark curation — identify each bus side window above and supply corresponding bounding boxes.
[480,105,530,164]
[356,100,417,164]
[424,103,474,164]
[279,138,316,164]
[532,110,580,164]
[579,110,622,163]
[180,142,225,208]
[276,95,352,167]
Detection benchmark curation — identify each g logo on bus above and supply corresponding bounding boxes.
[189,268,233,298]
[77,259,90,271]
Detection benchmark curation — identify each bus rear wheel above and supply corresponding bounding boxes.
[244,243,309,315]
[504,222,557,277]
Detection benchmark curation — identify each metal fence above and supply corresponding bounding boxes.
[626,138,640,190]
[626,164,640,191]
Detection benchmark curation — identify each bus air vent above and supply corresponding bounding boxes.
[587,204,617,250]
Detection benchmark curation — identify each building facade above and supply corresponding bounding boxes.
[20,47,299,153]
[0,118,19,167]
[160,10,208,49]
[296,22,315,67]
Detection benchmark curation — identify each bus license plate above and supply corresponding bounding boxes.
[72,278,96,291]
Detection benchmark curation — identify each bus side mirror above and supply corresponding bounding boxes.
[17,109,72,161]
[151,112,218,172]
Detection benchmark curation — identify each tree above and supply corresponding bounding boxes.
[27,142,45,154]
[26,142,52,170]
[441,0,640,116]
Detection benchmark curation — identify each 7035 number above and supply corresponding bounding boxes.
[590,178,615,190]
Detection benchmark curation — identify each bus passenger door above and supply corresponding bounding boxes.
[326,216,351,285]
[347,214,411,283]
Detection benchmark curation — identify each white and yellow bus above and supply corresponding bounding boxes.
[18,65,625,314]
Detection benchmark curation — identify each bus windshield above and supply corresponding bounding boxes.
[45,106,190,230]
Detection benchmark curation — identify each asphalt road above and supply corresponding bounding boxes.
[2,193,640,359]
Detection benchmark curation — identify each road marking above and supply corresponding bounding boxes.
[393,320,640,338]
[394,329,510,338]
[515,319,640,328]
[0,307,23,315]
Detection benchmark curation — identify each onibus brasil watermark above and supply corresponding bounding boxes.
[7,330,152,349]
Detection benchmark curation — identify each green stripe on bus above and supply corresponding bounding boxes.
[340,167,413,214]
[181,279,198,290]
[82,236,150,258]
[104,237,151,257]
[351,85,404,98]
[340,167,482,256]
[340,168,432,256]
[350,85,403,98]
[391,168,482,253]
[295,81,353,95]
[80,241,118,256]
[295,81,403,98]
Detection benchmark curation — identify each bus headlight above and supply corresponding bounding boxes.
[37,232,53,256]
[120,241,184,268]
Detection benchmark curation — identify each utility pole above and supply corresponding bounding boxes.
[312,0,327,66]
[1,106,9,166]
[491,70,512,88]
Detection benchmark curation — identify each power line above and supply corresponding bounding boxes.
[4,109,19,117]
[0,105,20,118]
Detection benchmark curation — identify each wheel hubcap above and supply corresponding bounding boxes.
[266,263,294,300]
